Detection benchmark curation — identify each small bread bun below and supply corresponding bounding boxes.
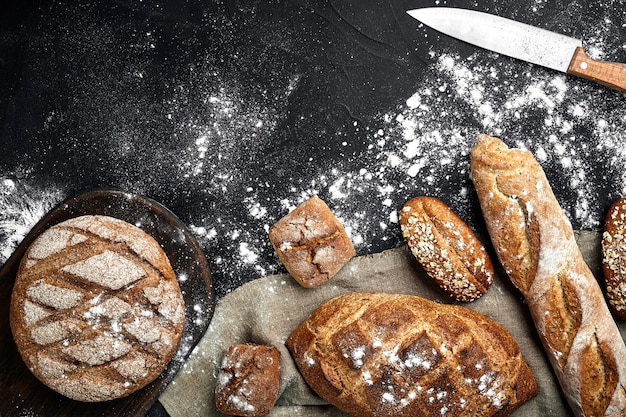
[269,195,355,288]
[400,196,494,302]
[602,197,626,320]
[215,344,281,416]
[10,215,185,402]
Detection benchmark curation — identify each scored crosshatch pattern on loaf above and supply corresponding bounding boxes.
[286,292,537,417]
[10,215,186,402]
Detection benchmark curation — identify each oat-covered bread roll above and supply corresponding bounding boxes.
[470,134,626,416]
[10,215,185,402]
[269,195,355,288]
[602,197,626,320]
[400,196,494,302]
[215,344,281,416]
[286,291,536,417]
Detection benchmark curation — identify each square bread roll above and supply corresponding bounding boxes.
[268,195,355,288]
[215,344,280,416]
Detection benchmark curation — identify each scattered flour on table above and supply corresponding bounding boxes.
[1,20,625,299]
[0,179,66,262]
[428,51,626,226]
[187,43,626,296]
[3,45,626,297]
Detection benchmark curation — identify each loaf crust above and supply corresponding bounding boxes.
[10,215,185,402]
[286,291,536,417]
[215,344,281,416]
[470,134,626,417]
[269,195,355,288]
[400,196,494,302]
[602,198,626,320]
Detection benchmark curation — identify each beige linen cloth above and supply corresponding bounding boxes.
[160,231,625,417]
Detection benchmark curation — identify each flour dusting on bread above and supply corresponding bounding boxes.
[10,215,185,402]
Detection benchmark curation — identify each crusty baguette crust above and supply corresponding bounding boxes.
[400,196,494,302]
[470,134,626,417]
[286,291,536,417]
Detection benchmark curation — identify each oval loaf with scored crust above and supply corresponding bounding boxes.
[286,291,537,417]
[400,196,494,302]
[602,197,626,320]
[10,215,186,402]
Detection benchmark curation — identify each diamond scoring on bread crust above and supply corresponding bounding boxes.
[287,292,536,417]
[10,215,185,402]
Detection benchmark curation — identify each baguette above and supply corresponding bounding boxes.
[470,134,626,417]
[286,291,536,417]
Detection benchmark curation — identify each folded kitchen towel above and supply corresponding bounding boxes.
[160,231,618,417]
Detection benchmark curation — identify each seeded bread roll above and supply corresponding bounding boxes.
[269,195,355,288]
[602,198,626,320]
[400,196,494,302]
[286,291,536,417]
[470,134,626,416]
[10,215,185,402]
[215,344,281,416]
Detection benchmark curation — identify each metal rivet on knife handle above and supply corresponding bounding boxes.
[567,47,626,93]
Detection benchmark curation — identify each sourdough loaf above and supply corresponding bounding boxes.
[286,291,536,417]
[470,134,626,416]
[10,215,185,402]
[400,196,494,302]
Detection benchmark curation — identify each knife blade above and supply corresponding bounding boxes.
[407,7,626,92]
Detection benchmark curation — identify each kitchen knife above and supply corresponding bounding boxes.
[407,7,626,92]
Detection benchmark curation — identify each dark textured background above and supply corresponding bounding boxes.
[1,0,625,415]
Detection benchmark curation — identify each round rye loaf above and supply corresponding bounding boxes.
[10,215,185,402]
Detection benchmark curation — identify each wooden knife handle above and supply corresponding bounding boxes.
[567,46,626,92]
